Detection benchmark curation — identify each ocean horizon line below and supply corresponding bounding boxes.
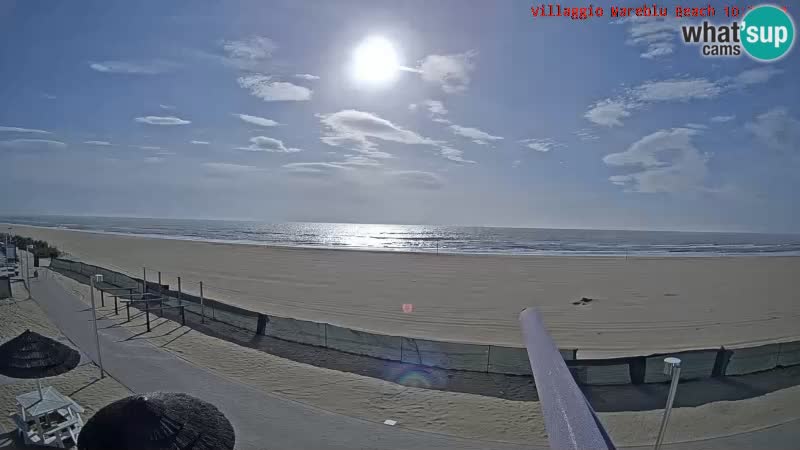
[3,215,800,257]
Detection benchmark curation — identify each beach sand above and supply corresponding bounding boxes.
[6,224,800,356]
[47,266,800,446]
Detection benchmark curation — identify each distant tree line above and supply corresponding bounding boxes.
[1,234,61,258]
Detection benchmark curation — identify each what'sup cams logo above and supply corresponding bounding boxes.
[681,5,795,61]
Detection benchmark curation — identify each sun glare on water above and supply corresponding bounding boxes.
[351,36,401,85]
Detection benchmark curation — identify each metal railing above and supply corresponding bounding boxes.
[519,308,615,450]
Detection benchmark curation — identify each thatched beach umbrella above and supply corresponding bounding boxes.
[78,392,235,450]
[0,329,81,398]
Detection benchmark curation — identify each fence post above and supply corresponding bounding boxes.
[200,281,205,324]
[181,305,186,326]
[114,295,118,315]
[126,302,131,322]
[256,314,268,335]
[142,267,146,295]
[145,300,151,332]
[100,289,105,308]
[177,276,182,305]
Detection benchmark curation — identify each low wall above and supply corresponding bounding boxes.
[48,258,800,385]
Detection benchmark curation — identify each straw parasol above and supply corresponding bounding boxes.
[77,392,235,450]
[0,329,81,398]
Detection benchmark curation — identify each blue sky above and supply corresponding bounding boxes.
[0,0,798,232]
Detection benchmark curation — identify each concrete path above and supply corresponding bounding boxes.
[26,271,800,450]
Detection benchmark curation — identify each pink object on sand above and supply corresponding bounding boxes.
[402,303,414,313]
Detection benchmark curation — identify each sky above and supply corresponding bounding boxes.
[0,0,798,232]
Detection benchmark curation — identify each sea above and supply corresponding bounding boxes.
[2,215,799,256]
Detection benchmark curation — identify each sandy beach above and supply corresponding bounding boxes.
[6,224,800,356]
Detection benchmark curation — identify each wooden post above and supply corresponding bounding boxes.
[100,289,105,308]
[114,295,118,315]
[181,305,186,326]
[200,281,205,324]
[142,267,146,295]
[126,302,130,322]
[145,300,151,332]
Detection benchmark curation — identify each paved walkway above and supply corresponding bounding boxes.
[26,271,800,450]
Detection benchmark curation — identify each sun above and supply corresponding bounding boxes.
[351,36,401,85]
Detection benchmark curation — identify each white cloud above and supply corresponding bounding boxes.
[134,116,191,126]
[89,60,177,74]
[318,109,439,157]
[519,138,565,152]
[710,115,735,123]
[685,123,708,130]
[235,113,279,127]
[0,126,51,134]
[203,162,259,175]
[438,146,475,163]
[620,17,681,59]
[41,93,56,100]
[449,125,503,145]
[190,37,276,71]
[283,162,354,174]
[731,67,782,88]
[745,108,800,153]
[143,156,164,164]
[575,128,600,141]
[295,73,320,80]
[632,78,722,102]
[586,68,781,127]
[84,140,113,146]
[339,155,382,167]
[222,36,276,61]
[423,99,448,116]
[415,99,452,124]
[237,74,312,102]
[418,50,477,94]
[237,136,302,153]
[603,128,710,193]
[0,139,67,151]
[159,104,175,110]
[512,159,521,168]
[408,103,418,111]
[190,140,210,145]
[389,170,444,190]
[585,99,632,127]
[137,146,162,150]
[319,110,473,164]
